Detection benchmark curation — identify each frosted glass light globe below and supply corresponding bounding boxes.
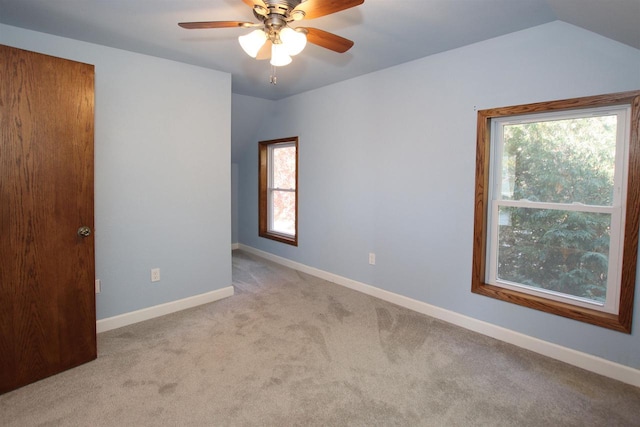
[238,30,267,58]
[270,42,292,66]
[280,27,307,56]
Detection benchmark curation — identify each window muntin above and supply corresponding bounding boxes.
[487,108,628,313]
[259,137,298,246]
[472,91,640,333]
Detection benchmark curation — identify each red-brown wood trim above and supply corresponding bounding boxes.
[471,91,640,333]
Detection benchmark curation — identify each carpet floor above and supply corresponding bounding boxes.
[1,250,639,426]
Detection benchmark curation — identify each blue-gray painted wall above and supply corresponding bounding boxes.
[235,22,640,369]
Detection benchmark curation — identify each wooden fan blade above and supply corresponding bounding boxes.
[294,0,364,20]
[178,21,253,29]
[242,0,266,8]
[255,40,272,60]
[303,27,354,53]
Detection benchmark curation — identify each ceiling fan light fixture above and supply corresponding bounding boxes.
[238,29,267,58]
[280,27,307,56]
[270,42,292,66]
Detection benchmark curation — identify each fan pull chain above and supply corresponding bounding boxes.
[270,65,277,85]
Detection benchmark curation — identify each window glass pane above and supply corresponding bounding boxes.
[271,190,296,235]
[501,115,617,205]
[272,146,296,189]
[497,206,610,303]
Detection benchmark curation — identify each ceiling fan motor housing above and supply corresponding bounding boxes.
[254,0,304,21]
[254,0,305,42]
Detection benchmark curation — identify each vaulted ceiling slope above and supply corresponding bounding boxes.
[1,0,638,100]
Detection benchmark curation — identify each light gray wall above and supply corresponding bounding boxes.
[236,21,640,369]
[1,24,232,320]
[231,94,274,242]
[231,94,274,163]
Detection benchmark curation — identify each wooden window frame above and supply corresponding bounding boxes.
[471,91,640,333]
[259,137,298,246]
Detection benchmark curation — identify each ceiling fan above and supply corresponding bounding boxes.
[178,0,365,68]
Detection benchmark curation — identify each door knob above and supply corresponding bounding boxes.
[77,226,92,238]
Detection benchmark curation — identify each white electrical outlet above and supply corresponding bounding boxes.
[151,268,161,282]
[369,253,376,265]
[95,279,101,294]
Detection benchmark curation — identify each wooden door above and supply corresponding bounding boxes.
[0,45,96,393]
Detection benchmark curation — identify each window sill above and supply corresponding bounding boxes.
[471,281,631,332]
[259,231,298,247]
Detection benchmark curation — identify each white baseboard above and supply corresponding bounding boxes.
[231,243,239,250]
[238,244,640,388]
[96,286,234,333]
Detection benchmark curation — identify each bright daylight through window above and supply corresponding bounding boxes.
[259,137,298,246]
[472,91,640,332]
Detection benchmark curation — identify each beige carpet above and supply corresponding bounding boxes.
[1,250,639,426]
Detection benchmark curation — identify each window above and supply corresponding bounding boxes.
[259,137,298,246]
[472,91,640,332]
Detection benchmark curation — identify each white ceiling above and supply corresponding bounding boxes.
[1,0,638,100]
